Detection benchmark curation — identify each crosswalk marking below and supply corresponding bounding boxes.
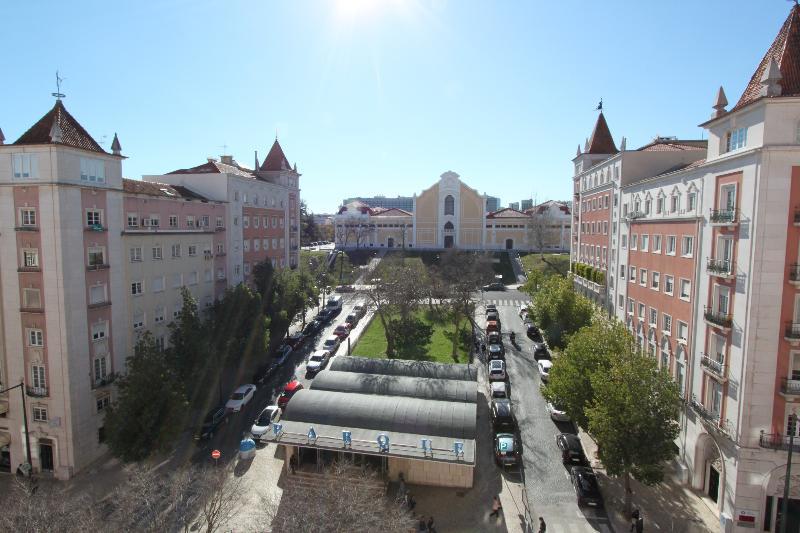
[483,298,531,307]
[543,523,611,533]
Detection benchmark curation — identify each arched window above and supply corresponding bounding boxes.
[444,221,454,230]
[444,195,455,215]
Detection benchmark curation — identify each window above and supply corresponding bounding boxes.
[280,218,285,228]
[664,275,674,295]
[620,264,626,279]
[205,269,212,282]
[621,235,627,249]
[186,216,195,228]
[12,153,38,179]
[127,213,139,228]
[651,272,660,290]
[235,264,241,276]
[243,216,250,229]
[173,305,182,319]
[725,127,747,152]
[86,209,102,227]
[652,235,662,253]
[171,244,181,258]
[23,249,39,268]
[670,195,679,213]
[28,328,44,347]
[129,247,143,262]
[630,266,636,281]
[603,221,608,235]
[649,308,658,326]
[262,216,268,227]
[87,247,105,267]
[133,311,145,330]
[131,281,143,295]
[444,195,455,215]
[233,216,239,226]
[152,246,163,260]
[638,303,645,319]
[645,199,652,215]
[687,192,697,211]
[680,279,691,300]
[152,276,165,292]
[217,268,225,280]
[154,306,165,323]
[172,273,182,288]
[253,216,260,228]
[631,234,638,250]
[641,234,649,252]
[242,193,248,204]
[681,236,694,257]
[188,271,198,285]
[91,322,107,341]
[716,285,730,315]
[677,321,688,342]
[618,294,624,308]
[21,208,36,226]
[272,217,278,228]
[32,406,47,422]
[662,313,672,334]
[216,243,225,254]
[666,236,676,255]
[32,365,46,389]
[201,215,210,228]
[188,245,197,257]
[80,158,106,183]
[272,238,278,249]
[216,216,224,229]
[89,284,106,304]
[640,268,647,286]
[656,197,664,214]
[148,215,160,227]
[169,215,178,228]
[23,288,41,309]
[627,298,634,314]
[244,240,250,252]
[96,396,111,412]
[244,263,251,275]
[234,191,240,201]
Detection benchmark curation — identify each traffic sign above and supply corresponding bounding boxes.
[211,449,221,460]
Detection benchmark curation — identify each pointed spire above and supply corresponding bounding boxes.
[293,162,297,172]
[254,150,260,170]
[49,119,63,143]
[585,112,618,154]
[620,137,627,151]
[111,132,122,155]
[260,138,291,172]
[760,58,783,97]
[712,86,729,118]
[575,144,582,157]
[584,138,589,152]
[0,127,5,145]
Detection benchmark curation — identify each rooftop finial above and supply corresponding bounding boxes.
[620,136,627,150]
[575,144,581,157]
[596,98,603,112]
[255,150,260,170]
[760,57,783,97]
[712,86,729,118]
[51,70,65,100]
[111,133,122,155]
[0,127,5,145]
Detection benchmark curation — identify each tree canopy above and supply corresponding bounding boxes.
[527,274,593,349]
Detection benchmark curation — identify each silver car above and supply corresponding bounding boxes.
[489,360,506,381]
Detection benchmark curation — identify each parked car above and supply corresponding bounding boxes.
[250,406,282,442]
[345,312,360,329]
[491,399,517,431]
[546,400,570,422]
[333,324,350,340]
[483,282,506,292]
[277,380,304,409]
[570,466,604,507]
[486,310,499,321]
[322,335,341,354]
[316,309,334,324]
[325,295,343,315]
[225,384,257,413]
[195,406,228,441]
[490,381,509,400]
[273,344,293,366]
[518,304,529,318]
[352,304,367,318]
[526,324,542,340]
[303,320,323,337]
[488,343,505,360]
[285,331,305,349]
[494,432,521,466]
[252,362,279,385]
[556,433,587,464]
[335,285,355,293]
[533,346,551,361]
[306,349,331,376]
[486,320,501,333]
[537,360,553,382]
[485,304,497,314]
[488,359,506,381]
[487,331,501,345]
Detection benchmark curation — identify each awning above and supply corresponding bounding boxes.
[0,399,7,415]
[0,432,10,447]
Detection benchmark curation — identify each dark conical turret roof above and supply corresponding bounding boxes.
[585,112,618,154]
[14,100,106,154]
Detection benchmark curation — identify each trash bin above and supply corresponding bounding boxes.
[239,438,256,460]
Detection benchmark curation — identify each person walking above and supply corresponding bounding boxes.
[426,516,436,532]
[630,509,640,532]
[489,495,502,518]
[538,516,547,532]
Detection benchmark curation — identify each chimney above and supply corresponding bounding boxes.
[220,155,233,165]
[620,136,627,151]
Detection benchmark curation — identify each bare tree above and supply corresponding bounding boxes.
[354,223,373,248]
[269,461,414,532]
[195,464,245,533]
[0,476,101,533]
[335,223,348,249]
[526,207,556,257]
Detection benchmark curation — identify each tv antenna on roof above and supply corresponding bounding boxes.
[52,71,66,100]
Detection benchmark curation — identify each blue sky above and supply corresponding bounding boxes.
[0,1,788,213]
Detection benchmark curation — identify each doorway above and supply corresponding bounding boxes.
[444,236,454,248]
[387,238,394,248]
[505,239,513,250]
[39,440,54,472]
[708,463,720,503]
[776,497,800,533]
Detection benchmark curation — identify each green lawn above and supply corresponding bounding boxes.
[520,253,569,279]
[352,310,472,363]
[300,250,372,285]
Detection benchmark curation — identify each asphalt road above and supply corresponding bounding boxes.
[483,288,612,532]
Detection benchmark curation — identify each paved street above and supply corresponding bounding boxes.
[481,289,613,533]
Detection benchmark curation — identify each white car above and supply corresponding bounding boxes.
[537,360,553,383]
[489,360,506,382]
[546,401,570,422]
[250,405,282,441]
[306,349,331,375]
[490,381,509,400]
[225,384,257,412]
[322,335,341,354]
[518,304,529,318]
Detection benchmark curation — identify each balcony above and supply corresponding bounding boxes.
[91,373,116,390]
[759,432,800,452]
[781,377,800,396]
[87,300,111,309]
[215,226,225,232]
[86,262,110,271]
[625,210,645,221]
[689,395,720,425]
[785,322,800,343]
[704,307,732,331]
[706,258,734,279]
[19,307,44,314]
[700,353,727,380]
[84,224,107,232]
[14,225,39,232]
[26,386,48,398]
[794,208,800,226]
[790,264,800,286]
[17,266,41,273]
[709,208,738,226]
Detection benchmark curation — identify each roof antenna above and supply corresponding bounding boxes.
[52,70,66,100]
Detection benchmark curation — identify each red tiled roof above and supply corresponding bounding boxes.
[527,200,571,216]
[734,5,800,110]
[586,112,618,154]
[260,139,292,171]
[371,207,412,217]
[168,159,254,178]
[14,100,106,154]
[637,139,707,152]
[122,178,209,200]
[487,208,530,219]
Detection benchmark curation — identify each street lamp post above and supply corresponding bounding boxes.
[0,380,32,474]
[781,412,797,533]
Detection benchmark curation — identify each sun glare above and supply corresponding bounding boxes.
[333,0,406,24]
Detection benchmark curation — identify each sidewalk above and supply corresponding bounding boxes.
[509,252,527,284]
[577,430,718,533]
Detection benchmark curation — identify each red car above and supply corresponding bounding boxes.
[277,380,304,409]
[333,324,350,339]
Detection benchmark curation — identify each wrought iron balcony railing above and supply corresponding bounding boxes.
[704,307,732,329]
[700,353,726,376]
[706,258,732,276]
[709,208,738,224]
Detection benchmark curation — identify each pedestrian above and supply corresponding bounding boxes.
[630,508,640,532]
[406,492,416,511]
[427,516,436,532]
[538,516,547,533]
[398,472,406,496]
[417,518,427,532]
[635,516,644,533]
[289,454,297,474]
[489,495,502,518]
